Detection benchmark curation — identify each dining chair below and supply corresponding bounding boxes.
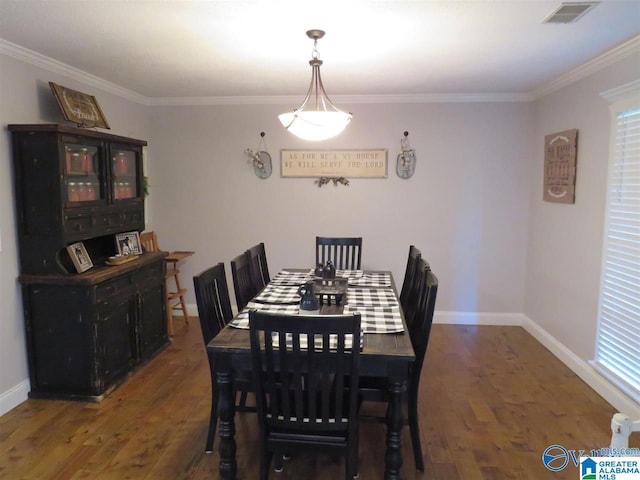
[249,310,362,480]
[193,262,254,453]
[246,242,271,290]
[140,230,194,336]
[358,257,438,472]
[316,236,362,270]
[399,245,423,331]
[230,251,260,311]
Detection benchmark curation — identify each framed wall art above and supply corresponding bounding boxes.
[115,231,142,256]
[49,82,110,129]
[544,129,578,204]
[281,149,388,178]
[66,242,93,273]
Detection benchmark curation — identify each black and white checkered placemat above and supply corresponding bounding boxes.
[270,270,315,286]
[252,284,301,304]
[230,302,301,329]
[342,305,404,333]
[347,273,392,287]
[347,288,399,307]
[336,269,364,279]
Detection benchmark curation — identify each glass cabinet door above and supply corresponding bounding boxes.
[64,142,103,205]
[111,147,140,200]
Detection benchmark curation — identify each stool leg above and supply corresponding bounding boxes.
[173,272,189,325]
[166,281,174,337]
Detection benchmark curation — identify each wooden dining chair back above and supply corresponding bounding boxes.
[193,263,254,452]
[231,251,260,311]
[249,311,362,480]
[316,236,363,270]
[399,245,422,329]
[404,260,438,470]
[358,258,438,472]
[140,230,193,336]
[246,242,271,290]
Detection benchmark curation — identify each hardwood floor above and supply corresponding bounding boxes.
[0,320,616,479]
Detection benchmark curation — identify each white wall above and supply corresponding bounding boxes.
[0,53,150,415]
[147,101,533,319]
[524,52,640,416]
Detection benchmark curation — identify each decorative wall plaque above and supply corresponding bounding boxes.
[544,129,577,204]
[49,82,110,129]
[281,149,388,178]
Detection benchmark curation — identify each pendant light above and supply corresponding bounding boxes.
[278,30,352,141]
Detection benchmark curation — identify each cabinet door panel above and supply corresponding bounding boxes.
[111,144,143,202]
[138,282,167,359]
[62,137,105,207]
[25,285,95,396]
[96,299,136,388]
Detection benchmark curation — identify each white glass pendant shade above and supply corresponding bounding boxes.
[279,30,352,141]
[278,110,352,141]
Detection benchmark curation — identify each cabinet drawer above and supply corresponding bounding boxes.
[132,261,164,285]
[96,212,122,232]
[121,207,144,225]
[96,276,132,303]
[64,213,93,235]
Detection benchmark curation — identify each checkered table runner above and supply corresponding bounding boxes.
[347,273,391,287]
[252,284,301,304]
[270,270,315,286]
[343,305,404,334]
[347,288,398,308]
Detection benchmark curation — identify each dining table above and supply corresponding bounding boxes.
[207,268,416,480]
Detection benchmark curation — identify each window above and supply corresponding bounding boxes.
[593,83,640,404]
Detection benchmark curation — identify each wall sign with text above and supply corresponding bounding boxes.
[544,129,577,204]
[281,149,388,178]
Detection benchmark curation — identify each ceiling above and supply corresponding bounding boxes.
[1,1,639,101]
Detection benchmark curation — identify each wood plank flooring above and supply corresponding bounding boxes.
[0,321,617,479]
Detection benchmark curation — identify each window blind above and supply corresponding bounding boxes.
[594,104,640,404]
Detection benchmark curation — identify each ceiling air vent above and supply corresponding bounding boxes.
[543,2,599,24]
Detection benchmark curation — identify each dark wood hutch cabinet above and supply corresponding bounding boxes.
[9,124,169,401]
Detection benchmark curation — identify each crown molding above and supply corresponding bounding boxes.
[532,34,640,100]
[147,92,533,106]
[2,34,638,107]
[0,39,150,105]
[600,78,640,104]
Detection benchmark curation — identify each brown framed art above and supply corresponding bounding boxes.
[49,82,110,129]
[66,242,93,273]
[544,129,577,204]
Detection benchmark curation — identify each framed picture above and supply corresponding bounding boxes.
[544,129,578,204]
[66,242,93,273]
[49,82,110,129]
[115,231,142,256]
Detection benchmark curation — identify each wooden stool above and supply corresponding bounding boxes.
[140,231,194,336]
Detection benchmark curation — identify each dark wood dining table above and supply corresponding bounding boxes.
[207,269,415,480]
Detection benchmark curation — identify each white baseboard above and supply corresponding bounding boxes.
[186,303,198,317]
[0,379,29,417]
[434,311,524,326]
[522,315,640,418]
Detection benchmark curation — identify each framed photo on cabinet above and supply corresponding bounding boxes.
[115,231,142,256]
[66,242,93,273]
